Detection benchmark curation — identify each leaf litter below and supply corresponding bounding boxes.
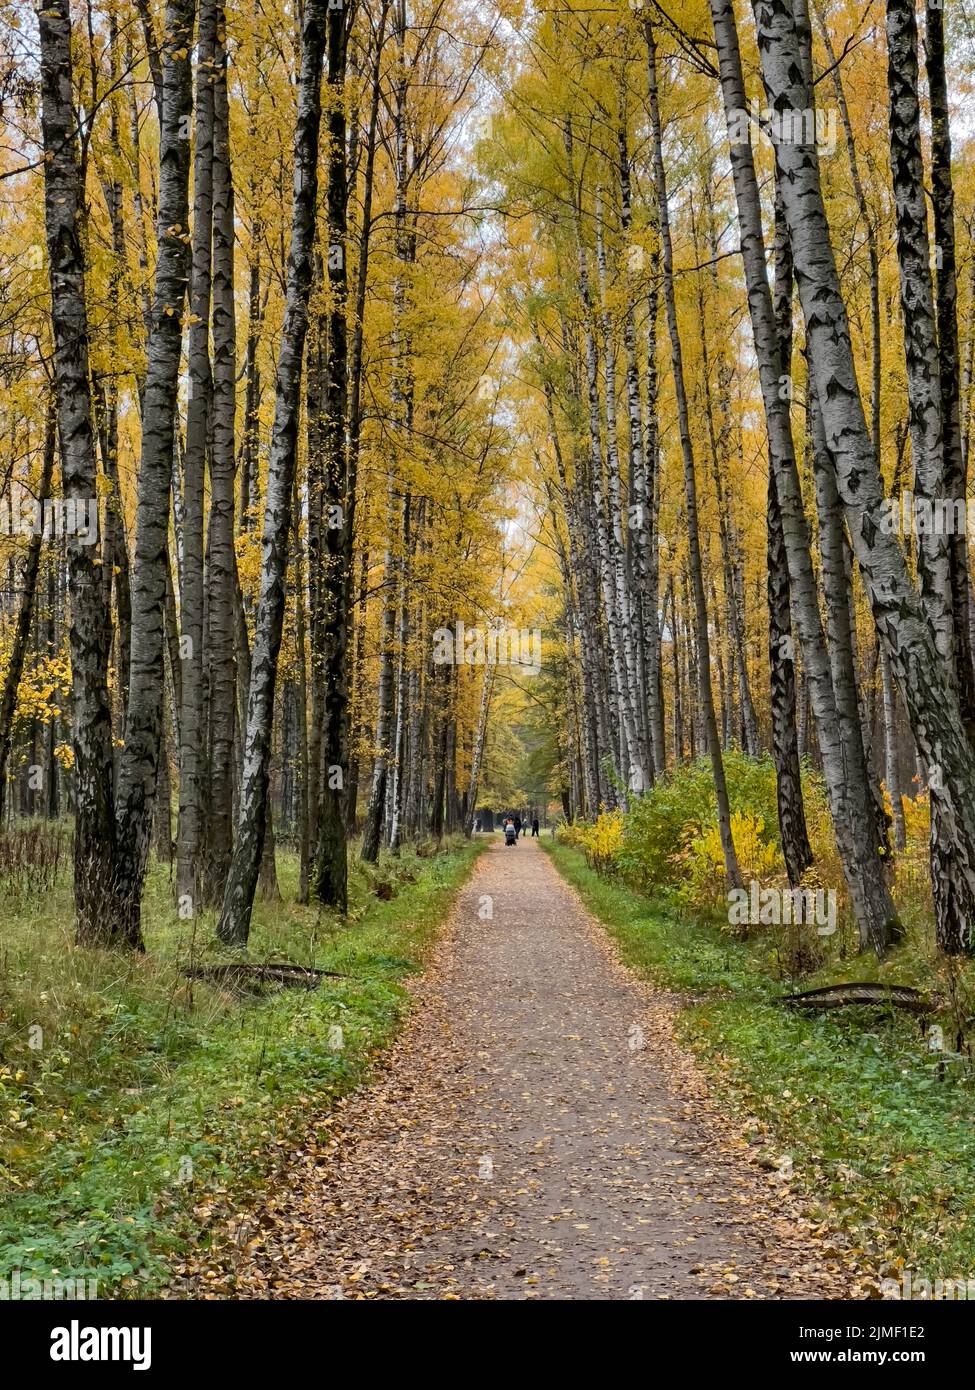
[171,839,862,1300]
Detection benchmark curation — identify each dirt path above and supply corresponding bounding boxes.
[224,837,852,1300]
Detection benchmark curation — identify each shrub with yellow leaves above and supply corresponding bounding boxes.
[676,810,782,914]
[575,809,625,875]
[892,786,933,934]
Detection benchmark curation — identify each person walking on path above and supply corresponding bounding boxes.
[513,814,522,838]
[531,817,539,837]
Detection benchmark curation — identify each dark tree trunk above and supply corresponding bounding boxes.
[362,0,409,863]
[38,0,121,944]
[769,189,813,886]
[886,0,975,953]
[924,0,975,735]
[313,0,353,910]
[0,408,55,823]
[218,0,329,944]
[203,11,238,904]
[113,0,196,943]
[177,0,216,909]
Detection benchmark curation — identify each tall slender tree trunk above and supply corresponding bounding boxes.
[542,370,602,812]
[924,0,975,735]
[594,188,644,793]
[0,408,55,823]
[465,668,493,836]
[362,0,410,863]
[346,546,369,832]
[386,494,411,853]
[342,7,387,842]
[769,189,813,885]
[691,193,760,759]
[292,472,312,900]
[880,646,907,850]
[218,0,329,944]
[645,21,741,888]
[402,500,427,838]
[886,0,975,952]
[98,22,133,723]
[304,272,326,875]
[563,123,635,801]
[177,0,216,909]
[643,242,666,774]
[809,384,893,874]
[312,0,354,908]
[617,110,654,783]
[39,0,123,944]
[155,687,174,863]
[204,11,237,903]
[111,0,196,943]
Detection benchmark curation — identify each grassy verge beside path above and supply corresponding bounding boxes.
[543,837,975,1286]
[0,837,482,1296]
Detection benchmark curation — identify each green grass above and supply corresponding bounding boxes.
[0,834,481,1296]
[543,837,975,1282]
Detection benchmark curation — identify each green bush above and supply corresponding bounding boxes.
[614,752,788,889]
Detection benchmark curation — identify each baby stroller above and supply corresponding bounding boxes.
[504,821,517,846]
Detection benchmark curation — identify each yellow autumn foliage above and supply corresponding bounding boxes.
[574,809,625,875]
[678,811,782,911]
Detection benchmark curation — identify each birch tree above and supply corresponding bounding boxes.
[724,0,975,953]
[219,0,329,944]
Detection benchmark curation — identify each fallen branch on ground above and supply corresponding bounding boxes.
[780,983,934,1014]
[181,963,347,991]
